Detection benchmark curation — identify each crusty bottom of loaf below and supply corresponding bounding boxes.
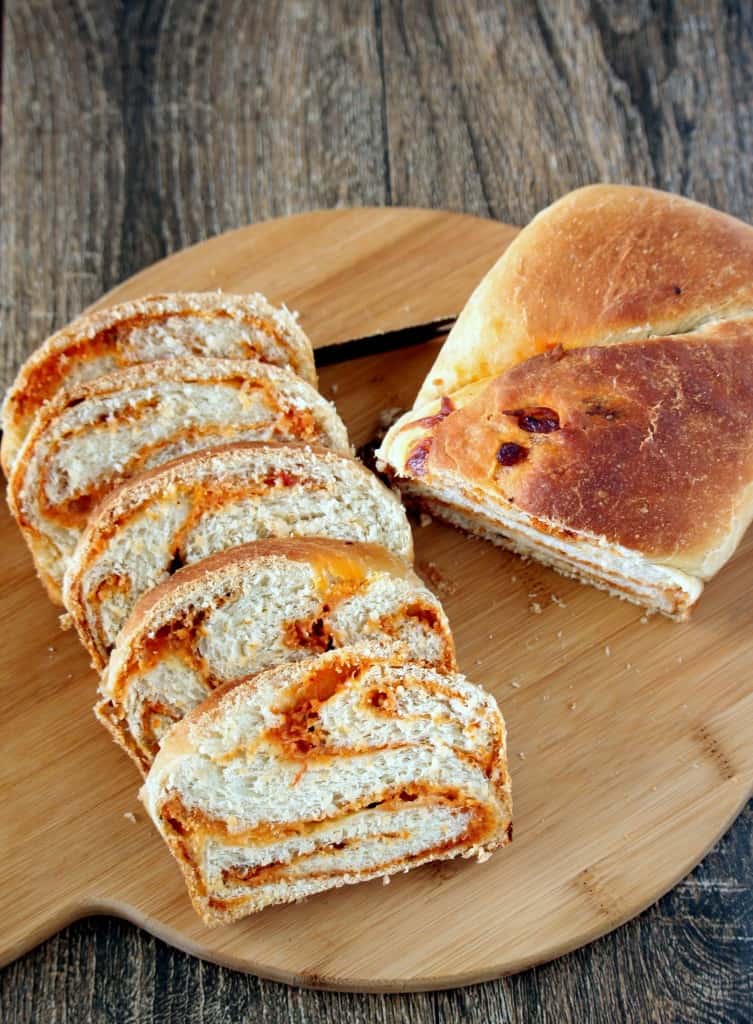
[398,481,702,619]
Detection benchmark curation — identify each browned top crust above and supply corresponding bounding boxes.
[404,321,753,575]
[377,186,753,584]
[417,184,753,405]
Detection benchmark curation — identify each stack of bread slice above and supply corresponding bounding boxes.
[3,291,511,923]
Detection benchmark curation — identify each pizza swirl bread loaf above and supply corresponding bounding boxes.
[140,645,511,924]
[8,358,349,602]
[98,538,455,774]
[63,442,414,670]
[378,185,753,618]
[1,291,316,474]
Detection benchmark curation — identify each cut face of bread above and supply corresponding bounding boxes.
[63,442,414,669]
[140,646,511,924]
[1,291,316,473]
[378,186,753,618]
[98,538,455,774]
[8,358,348,602]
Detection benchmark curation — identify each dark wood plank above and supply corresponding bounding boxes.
[381,0,753,222]
[2,0,753,1021]
[1,807,751,1022]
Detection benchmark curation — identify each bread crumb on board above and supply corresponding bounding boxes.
[123,811,137,824]
[418,560,458,597]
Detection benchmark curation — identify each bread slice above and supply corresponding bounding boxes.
[8,358,348,603]
[139,645,512,924]
[378,186,753,618]
[97,538,455,775]
[1,291,316,474]
[63,442,414,670]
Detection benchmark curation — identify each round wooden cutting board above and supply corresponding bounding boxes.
[2,208,752,993]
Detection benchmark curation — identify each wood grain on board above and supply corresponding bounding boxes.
[92,207,518,349]
[2,209,753,996]
[3,1,753,1021]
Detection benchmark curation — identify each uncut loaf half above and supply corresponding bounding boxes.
[140,645,512,924]
[63,441,414,671]
[378,185,753,618]
[1,291,316,474]
[97,538,455,774]
[8,357,348,602]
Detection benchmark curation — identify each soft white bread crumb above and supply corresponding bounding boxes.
[8,358,349,602]
[63,441,414,670]
[97,537,456,774]
[1,290,317,473]
[140,646,512,924]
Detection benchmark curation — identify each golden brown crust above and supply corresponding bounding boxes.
[394,325,753,574]
[377,186,753,604]
[417,184,753,405]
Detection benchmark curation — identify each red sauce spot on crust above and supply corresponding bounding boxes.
[406,438,433,476]
[496,442,528,466]
[415,396,455,429]
[504,406,560,433]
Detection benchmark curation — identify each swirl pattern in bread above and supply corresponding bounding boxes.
[1,291,316,474]
[63,442,413,669]
[8,358,348,602]
[97,538,455,774]
[140,646,511,924]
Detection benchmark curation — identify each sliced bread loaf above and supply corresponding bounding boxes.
[1,291,316,473]
[64,442,413,670]
[8,358,348,602]
[98,538,455,774]
[140,645,512,924]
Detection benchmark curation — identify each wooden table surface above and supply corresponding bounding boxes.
[2,1,752,1020]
